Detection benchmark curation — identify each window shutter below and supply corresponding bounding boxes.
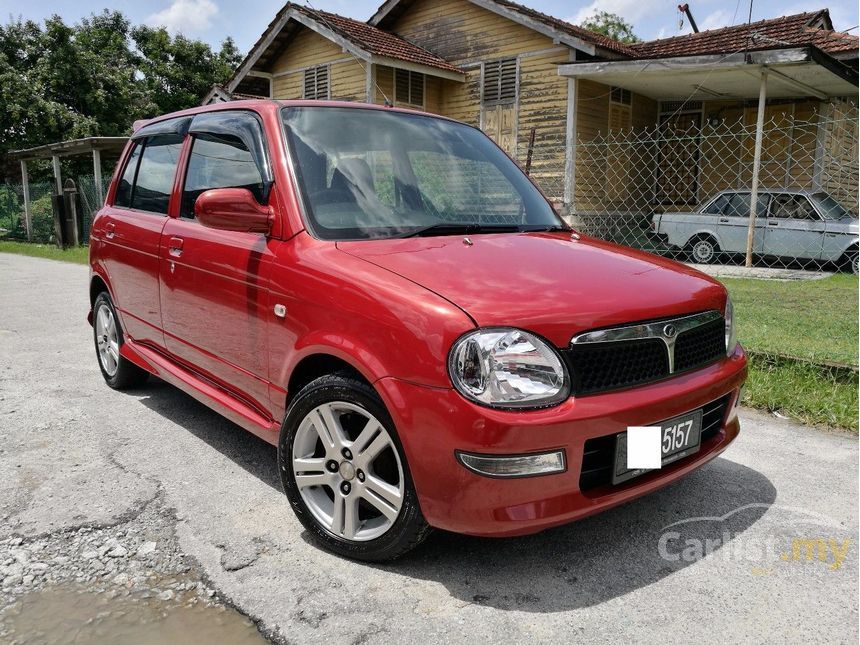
[499,58,517,102]
[482,58,516,105]
[394,69,424,106]
[395,69,410,104]
[304,66,329,100]
[410,71,423,106]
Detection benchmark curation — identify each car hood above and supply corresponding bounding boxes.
[337,232,727,347]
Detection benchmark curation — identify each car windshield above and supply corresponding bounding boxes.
[810,192,853,220]
[281,106,563,240]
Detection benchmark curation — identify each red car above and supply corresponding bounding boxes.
[89,100,746,561]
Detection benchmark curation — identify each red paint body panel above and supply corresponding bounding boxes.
[89,100,749,539]
[339,232,727,346]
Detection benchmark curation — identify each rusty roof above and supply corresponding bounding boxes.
[630,10,859,59]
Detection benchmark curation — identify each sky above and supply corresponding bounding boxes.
[3,0,858,53]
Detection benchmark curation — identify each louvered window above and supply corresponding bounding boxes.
[610,86,632,105]
[303,65,329,100]
[394,69,424,107]
[482,58,517,105]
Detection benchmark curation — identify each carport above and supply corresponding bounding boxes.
[9,137,128,242]
[558,46,859,266]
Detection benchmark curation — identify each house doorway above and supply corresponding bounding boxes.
[656,108,702,205]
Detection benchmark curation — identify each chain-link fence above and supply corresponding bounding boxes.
[520,100,859,273]
[0,175,108,245]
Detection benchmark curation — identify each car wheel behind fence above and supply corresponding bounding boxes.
[689,236,719,264]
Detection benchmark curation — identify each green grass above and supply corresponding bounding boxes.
[722,274,858,432]
[744,356,858,431]
[0,241,89,265]
[723,274,858,367]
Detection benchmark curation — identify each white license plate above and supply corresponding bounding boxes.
[612,409,703,484]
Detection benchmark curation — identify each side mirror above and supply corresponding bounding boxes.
[194,188,272,234]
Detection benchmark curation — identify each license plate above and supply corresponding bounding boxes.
[612,409,703,485]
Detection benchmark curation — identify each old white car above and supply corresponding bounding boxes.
[652,189,859,273]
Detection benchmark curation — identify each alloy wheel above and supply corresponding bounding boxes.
[692,239,716,263]
[95,304,120,377]
[291,402,404,542]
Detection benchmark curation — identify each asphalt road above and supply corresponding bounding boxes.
[1,253,857,643]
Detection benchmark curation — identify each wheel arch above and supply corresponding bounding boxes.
[285,352,371,409]
[685,230,722,248]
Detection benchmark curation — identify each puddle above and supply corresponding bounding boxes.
[1,581,268,645]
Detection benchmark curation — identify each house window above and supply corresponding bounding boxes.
[395,69,424,107]
[610,86,632,105]
[303,65,329,100]
[482,58,517,105]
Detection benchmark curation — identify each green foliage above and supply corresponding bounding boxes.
[580,11,641,44]
[0,10,242,177]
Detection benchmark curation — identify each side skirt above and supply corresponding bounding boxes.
[120,338,281,446]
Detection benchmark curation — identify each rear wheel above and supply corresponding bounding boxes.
[92,292,149,389]
[278,373,430,561]
[688,235,719,264]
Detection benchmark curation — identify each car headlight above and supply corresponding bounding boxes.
[448,328,569,408]
[725,295,738,356]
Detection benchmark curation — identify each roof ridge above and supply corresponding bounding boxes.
[631,10,820,49]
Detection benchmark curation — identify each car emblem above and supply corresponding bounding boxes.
[663,324,677,338]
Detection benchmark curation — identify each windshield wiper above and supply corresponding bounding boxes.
[519,224,570,233]
[398,223,521,238]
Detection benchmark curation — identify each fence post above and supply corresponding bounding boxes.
[745,67,768,268]
[20,160,32,241]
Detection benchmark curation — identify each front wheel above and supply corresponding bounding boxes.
[278,374,431,561]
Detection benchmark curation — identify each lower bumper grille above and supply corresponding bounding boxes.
[578,395,732,492]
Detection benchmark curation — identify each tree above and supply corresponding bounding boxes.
[0,11,242,180]
[132,27,242,115]
[580,11,641,44]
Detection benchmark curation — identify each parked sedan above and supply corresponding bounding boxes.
[89,100,747,561]
[653,189,859,272]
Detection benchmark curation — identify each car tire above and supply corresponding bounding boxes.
[689,236,719,264]
[842,249,858,275]
[92,292,149,390]
[278,373,431,561]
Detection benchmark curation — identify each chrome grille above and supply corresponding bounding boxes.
[563,311,725,396]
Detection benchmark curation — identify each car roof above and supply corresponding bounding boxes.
[131,99,464,134]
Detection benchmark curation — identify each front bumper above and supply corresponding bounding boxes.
[376,346,747,537]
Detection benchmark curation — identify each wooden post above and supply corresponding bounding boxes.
[92,148,104,206]
[20,160,32,241]
[745,67,768,268]
[51,155,62,195]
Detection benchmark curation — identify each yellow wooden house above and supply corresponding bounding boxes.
[209,1,858,215]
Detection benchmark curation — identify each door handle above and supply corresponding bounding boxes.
[168,236,184,257]
[105,222,115,239]
[719,218,729,223]
[768,221,778,227]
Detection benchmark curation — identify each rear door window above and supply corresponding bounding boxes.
[129,135,184,215]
